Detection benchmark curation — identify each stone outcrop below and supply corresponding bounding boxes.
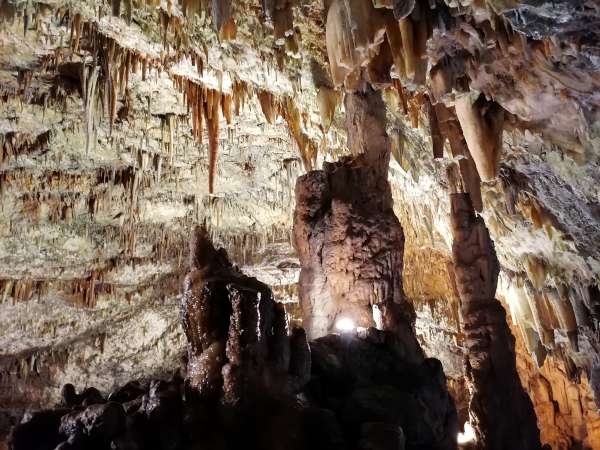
[449,192,541,450]
[8,328,460,450]
[8,231,460,450]
[308,328,458,450]
[512,320,600,450]
[293,88,417,344]
[180,227,310,403]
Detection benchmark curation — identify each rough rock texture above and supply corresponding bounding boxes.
[512,318,600,450]
[180,227,310,403]
[7,232,459,450]
[2,1,600,449]
[7,328,459,450]
[9,328,457,450]
[308,329,458,450]
[450,192,541,450]
[293,88,416,342]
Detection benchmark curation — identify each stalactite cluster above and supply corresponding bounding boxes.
[172,74,235,193]
[2,1,600,449]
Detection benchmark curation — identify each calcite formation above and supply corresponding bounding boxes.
[7,327,461,450]
[181,227,310,403]
[450,192,541,450]
[308,328,458,450]
[2,0,600,449]
[293,87,416,343]
[7,231,460,450]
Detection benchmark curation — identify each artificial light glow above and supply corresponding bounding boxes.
[335,318,355,333]
[457,422,476,445]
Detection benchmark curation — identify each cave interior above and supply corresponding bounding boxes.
[1,1,600,450]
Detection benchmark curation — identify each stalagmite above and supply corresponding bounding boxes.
[3,2,600,449]
[180,227,310,401]
[293,87,418,344]
[450,192,541,450]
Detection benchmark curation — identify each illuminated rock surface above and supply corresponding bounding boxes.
[8,236,458,450]
[1,0,600,449]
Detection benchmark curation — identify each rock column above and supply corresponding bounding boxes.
[293,87,418,356]
[450,192,541,450]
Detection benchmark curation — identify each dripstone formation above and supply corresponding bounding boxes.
[450,193,541,450]
[180,227,311,403]
[8,233,459,450]
[293,88,416,342]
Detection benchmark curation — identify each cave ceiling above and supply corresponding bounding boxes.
[1,0,600,448]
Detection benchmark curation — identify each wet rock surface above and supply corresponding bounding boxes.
[8,328,458,450]
[181,227,310,403]
[308,329,458,450]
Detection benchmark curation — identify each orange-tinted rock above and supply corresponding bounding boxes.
[450,193,541,450]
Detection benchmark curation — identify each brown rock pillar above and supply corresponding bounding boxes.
[180,228,310,404]
[449,192,541,450]
[293,87,419,357]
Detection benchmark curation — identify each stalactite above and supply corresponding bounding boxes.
[524,282,556,348]
[111,0,121,17]
[182,0,203,17]
[84,66,100,155]
[257,90,279,124]
[211,0,236,41]
[281,96,315,171]
[316,87,339,133]
[1,130,52,164]
[425,95,444,158]
[434,102,483,212]
[325,0,388,89]
[221,94,232,125]
[205,89,220,194]
[545,288,579,352]
[455,94,505,182]
[398,17,415,80]
[273,2,293,41]
[525,254,547,291]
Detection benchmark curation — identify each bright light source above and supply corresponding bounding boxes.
[335,317,355,333]
[372,304,383,329]
[457,422,476,445]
